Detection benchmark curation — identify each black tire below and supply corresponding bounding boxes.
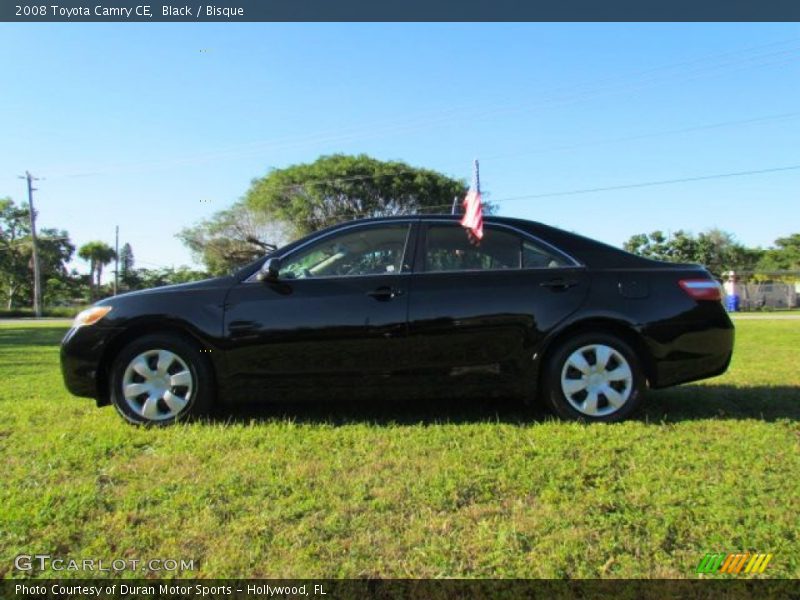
[109,333,214,426]
[542,332,644,423]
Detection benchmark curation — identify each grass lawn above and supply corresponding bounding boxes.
[0,320,798,579]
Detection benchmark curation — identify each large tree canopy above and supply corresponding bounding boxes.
[244,154,471,236]
[179,154,479,275]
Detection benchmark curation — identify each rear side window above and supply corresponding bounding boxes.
[523,240,569,269]
[424,224,569,272]
[425,225,520,272]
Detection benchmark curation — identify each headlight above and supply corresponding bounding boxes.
[72,306,112,328]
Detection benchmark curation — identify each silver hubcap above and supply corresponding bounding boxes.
[560,344,633,417]
[122,349,193,421]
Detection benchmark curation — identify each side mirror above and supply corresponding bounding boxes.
[257,257,281,282]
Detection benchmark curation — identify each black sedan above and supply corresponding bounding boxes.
[61,215,734,424]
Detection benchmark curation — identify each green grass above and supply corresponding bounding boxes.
[732,309,800,316]
[0,321,798,579]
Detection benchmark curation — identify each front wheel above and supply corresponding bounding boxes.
[543,332,644,422]
[109,334,213,425]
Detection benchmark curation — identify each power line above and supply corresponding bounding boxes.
[479,109,800,162]
[493,163,800,203]
[42,37,800,181]
[176,107,800,198]
[411,44,800,138]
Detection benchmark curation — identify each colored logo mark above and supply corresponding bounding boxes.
[696,552,773,575]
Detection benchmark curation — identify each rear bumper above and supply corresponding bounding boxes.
[60,325,122,400]
[644,310,735,388]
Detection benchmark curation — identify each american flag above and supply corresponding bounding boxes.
[460,159,483,244]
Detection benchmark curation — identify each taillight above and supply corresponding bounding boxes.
[679,278,722,301]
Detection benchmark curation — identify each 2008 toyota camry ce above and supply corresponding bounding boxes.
[61,215,734,425]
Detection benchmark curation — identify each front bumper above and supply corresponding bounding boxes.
[60,325,122,400]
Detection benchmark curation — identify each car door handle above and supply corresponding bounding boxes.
[367,286,404,301]
[540,278,578,291]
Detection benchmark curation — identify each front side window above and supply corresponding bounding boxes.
[424,224,570,272]
[281,224,410,279]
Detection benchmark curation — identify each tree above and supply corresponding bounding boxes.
[130,266,208,289]
[119,243,135,287]
[623,228,760,277]
[78,241,116,298]
[758,233,800,272]
[624,230,696,263]
[245,154,473,236]
[755,233,800,308]
[0,197,31,308]
[694,228,763,276]
[177,201,293,276]
[0,198,75,309]
[35,227,76,304]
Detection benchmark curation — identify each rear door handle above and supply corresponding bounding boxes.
[367,286,404,301]
[540,278,578,291]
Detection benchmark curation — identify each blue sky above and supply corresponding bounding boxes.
[2,23,799,276]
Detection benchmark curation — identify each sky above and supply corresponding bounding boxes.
[2,23,799,278]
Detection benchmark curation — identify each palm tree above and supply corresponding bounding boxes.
[78,241,116,298]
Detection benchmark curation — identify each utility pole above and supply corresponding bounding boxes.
[451,196,459,215]
[113,225,119,296]
[18,171,42,317]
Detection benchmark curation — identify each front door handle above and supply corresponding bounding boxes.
[540,278,578,291]
[367,286,404,301]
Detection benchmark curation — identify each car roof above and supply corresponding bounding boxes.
[341,213,536,225]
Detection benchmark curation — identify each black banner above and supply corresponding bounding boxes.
[3,0,800,22]
[4,579,800,600]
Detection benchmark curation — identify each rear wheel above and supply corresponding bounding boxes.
[543,332,644,422]
[109,334,213,425]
